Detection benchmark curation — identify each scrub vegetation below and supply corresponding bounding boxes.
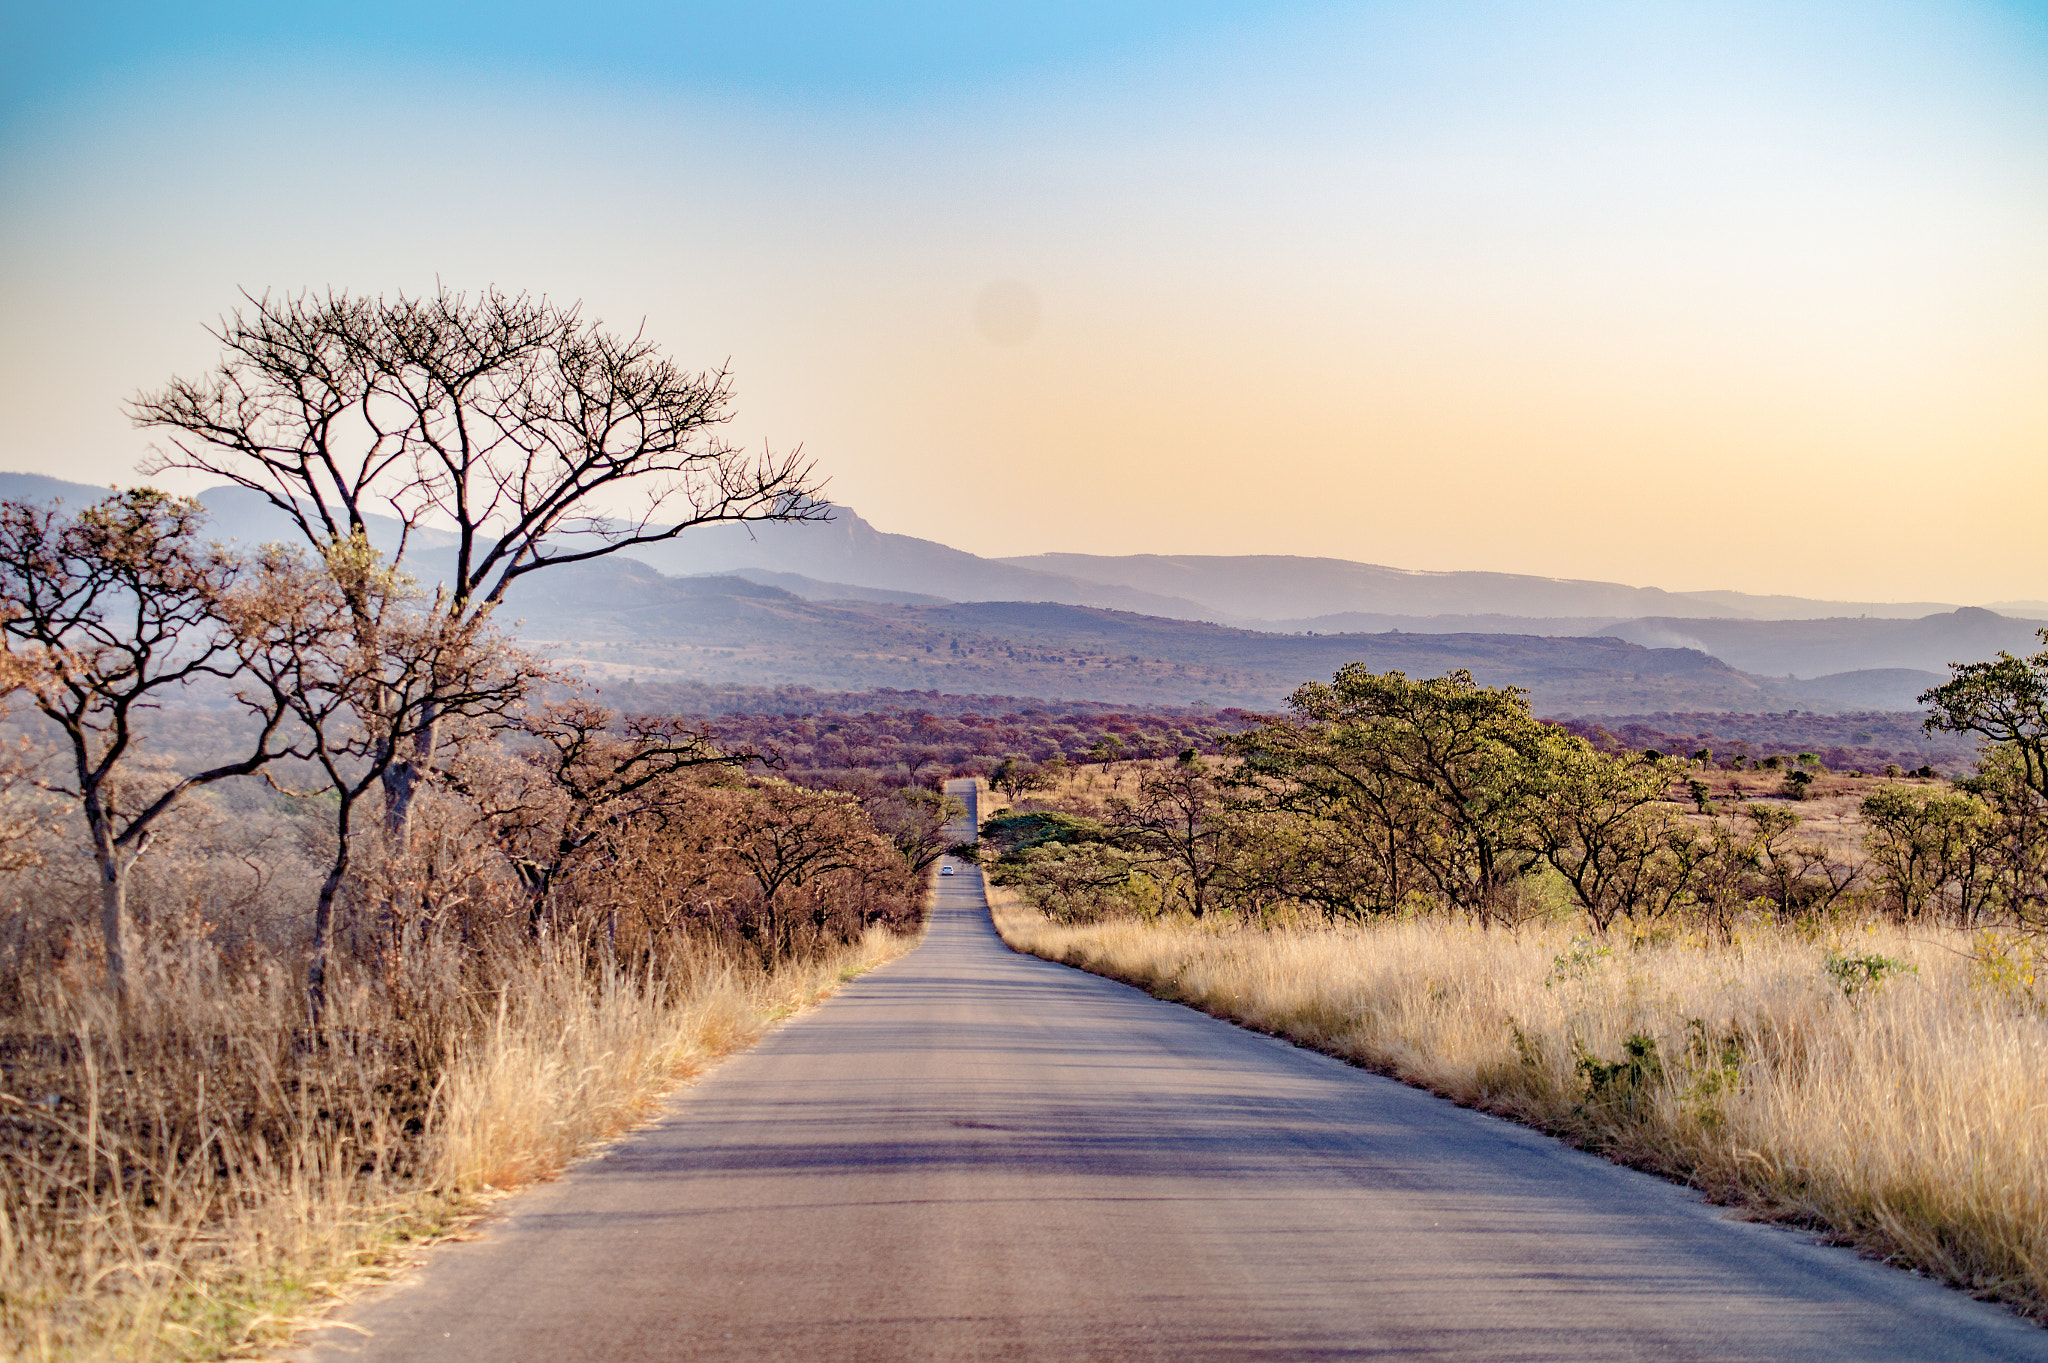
[0,290,930,1360]
[984,644,2048,1321]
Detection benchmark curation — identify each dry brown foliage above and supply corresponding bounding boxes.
[0,688,922,1361]
[0,745,921,1359]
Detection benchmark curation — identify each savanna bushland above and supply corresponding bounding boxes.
[10,287,2046,1356]
[0,290,934,1361]
[977,650,2048,1321]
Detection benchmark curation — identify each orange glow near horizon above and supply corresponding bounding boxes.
[1,2,2044,605]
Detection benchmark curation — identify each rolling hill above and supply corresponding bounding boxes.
[500,558,1876,714]
[998,551,1963,623]
[3,471,2031,711]
[1266,609,2046,687]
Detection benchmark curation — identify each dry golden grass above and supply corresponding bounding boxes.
[0,926,916,1363]
[431,932,911,1194]
[991,888,2048,1321]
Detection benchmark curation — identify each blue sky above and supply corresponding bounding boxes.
[4,2,2046,601]
[4,3,1298,111]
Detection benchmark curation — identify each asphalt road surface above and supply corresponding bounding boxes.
[306,780,2047,1361]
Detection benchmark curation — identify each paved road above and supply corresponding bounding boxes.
[307,780,2046,1361]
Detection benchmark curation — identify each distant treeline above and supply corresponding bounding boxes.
[983,662,2048,933]
[1556,710,1974,774]
[611,680,1216,722]
[633,690,1260,785]
[612,682,1973,780]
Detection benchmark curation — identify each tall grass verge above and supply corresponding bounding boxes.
[0,926,915,1362]
[990,888,2048,1322]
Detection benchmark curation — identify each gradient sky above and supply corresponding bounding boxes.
[3,2,2045,603]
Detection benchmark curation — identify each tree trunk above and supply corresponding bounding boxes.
[308,800,358,1029]
[382,756,425,838]
[307,859,348,1029]
[79,783,132,1002]
[379,691,442,840]
[90,826,129,1004]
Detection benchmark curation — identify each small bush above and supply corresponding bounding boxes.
[1823,951,1916,996]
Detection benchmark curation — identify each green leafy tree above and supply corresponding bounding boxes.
[1921,631,2048,802]
[1861,783,1992,922]
[1537,744,1687,932]
[1230,716,1431,918]
[979,810,1140,922]
[1955,747,2048,925]
[991,756,1052,803]
[1232,667,1555,922]
[1122,751,1237,918]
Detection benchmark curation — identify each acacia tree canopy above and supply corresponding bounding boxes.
[130,287,832,833]
[1242,666,1559,920]
[130,287,829,609]
[1922,631,2048,803]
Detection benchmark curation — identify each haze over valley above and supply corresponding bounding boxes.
[5,471,2031,716]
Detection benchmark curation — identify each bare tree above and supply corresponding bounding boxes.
[452,697,755,938]
[131,286,830,834]
[1124,752,1235,918]
[0,492,291,997]
[223,540,539,1019]
[795,770,962,877]
[724,783,886,957]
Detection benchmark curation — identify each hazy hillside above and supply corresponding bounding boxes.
[1268,608,2045,671]
[500,558,1869,714]
[1795,669,1947,710]
[1004,552,1960,623]
[1594,609,2044,678]
[1267,612,1634,636]
[0,471,2025,706]
[0,472,117,506]
[598,503,1217,618]
[720,569,948,606]
[0,472,453,558]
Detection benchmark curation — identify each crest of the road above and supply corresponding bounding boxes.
[304,779,2047,1362]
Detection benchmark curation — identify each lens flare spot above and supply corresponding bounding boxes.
[972,280,1040,346]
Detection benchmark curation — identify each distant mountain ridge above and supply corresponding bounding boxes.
[1,471,2005,627]
[498,556,1820,714]
[1263,607,2047,682]
[998,552,1963,624]
[0,473,454,559]
[2,470,2032,711]
[500,561,1962,714]
[608,507,1219,619]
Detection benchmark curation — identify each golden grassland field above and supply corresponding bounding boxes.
[0,927,917,1363]
[988,882,2048,1322]
[981,726,2048,1323]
